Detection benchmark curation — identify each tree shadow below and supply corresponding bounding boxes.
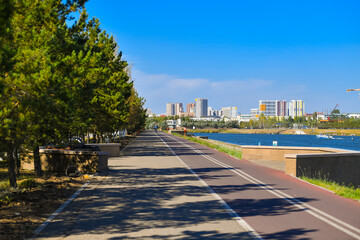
[33,131,321,239]
[260,228,317,240]
[226,197,317,217]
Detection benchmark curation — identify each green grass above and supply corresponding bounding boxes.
[300,176,360,201]
[0,168,36,189]
[172,133,242,160]
[187,129,222,133]
[0,168,42,205]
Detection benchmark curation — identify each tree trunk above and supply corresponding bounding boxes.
[81,132,85,144]
[15,148,20,175]
[33,146,42,177]
[81,132,86,144]
[7,148,17,188]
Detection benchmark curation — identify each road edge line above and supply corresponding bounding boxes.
[30,180,91,239]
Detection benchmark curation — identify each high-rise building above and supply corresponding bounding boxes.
[166,102,184,116]
[213,110,221,117]
[175,103,183,115]
[221,107,237,118]
[195,98,208,118]
[259,100,277,116]
[289,100,305,117]
[208,106,213,116]
[276,100,288,117]
[166,103,175,116]
[186,103,195,114]
[259,100,289,117]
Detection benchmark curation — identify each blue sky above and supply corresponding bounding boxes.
[84,0,360,114]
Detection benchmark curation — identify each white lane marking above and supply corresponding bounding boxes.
[156,132,263,240]
[165,133,360,239]
[31,181,91,238]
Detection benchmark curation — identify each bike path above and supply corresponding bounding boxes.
[158,131,360,240]
[33,130,252,239]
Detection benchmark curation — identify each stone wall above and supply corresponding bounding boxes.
[93,143,122,157]
[22,149,109,174]
[241,145,347,162]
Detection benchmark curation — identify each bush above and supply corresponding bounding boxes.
[18,179,38,189]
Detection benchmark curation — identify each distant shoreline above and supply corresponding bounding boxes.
[187,128,360,136]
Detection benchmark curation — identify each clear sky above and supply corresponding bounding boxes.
[84,0,360,115]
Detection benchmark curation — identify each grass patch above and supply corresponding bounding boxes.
[172,133,242,160]
[0,168,40,205]
[300,176,360,201]
[0,168,36,190]
[187,129,223,133]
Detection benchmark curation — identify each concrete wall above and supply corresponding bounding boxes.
[205,139,360,187]
[93,143,122,157]
[241,145,348,162]
[169,130,185,135]
[285,152,360,187]
[22,149,109,174]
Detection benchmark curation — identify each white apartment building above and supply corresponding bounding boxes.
[237,114,251,122]
[289,100,305,117]
[166,103,175,116]
[166,102,183,116]
[347,113,360,119]
[258,100,299,118]
[259,100,277,117]
[208,106,214,116]
[251,108,259,119]
[221,107,237,118]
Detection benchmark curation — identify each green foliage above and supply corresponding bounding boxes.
[172,133,242,160]
[18,178,38,189]
[146,113,360,131]
[0,194,13,205]
[300,176,360,200]
[0,180,9,190]
[0,0,146,187]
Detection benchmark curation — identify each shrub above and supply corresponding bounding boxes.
[18,179,38,189]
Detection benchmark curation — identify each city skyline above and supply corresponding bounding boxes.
[163,98,306,118]
[85,1,360,114]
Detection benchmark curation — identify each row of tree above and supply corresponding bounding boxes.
[146,115,360,130]
[0,0,146,187]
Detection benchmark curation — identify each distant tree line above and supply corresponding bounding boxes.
[146,114,360,130]
[0,0,146,187]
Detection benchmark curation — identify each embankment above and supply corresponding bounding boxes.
[188,128,360,136]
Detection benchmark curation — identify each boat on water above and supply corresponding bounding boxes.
[316,134,334,139]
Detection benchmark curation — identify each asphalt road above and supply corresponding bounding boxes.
[157,131,360,240]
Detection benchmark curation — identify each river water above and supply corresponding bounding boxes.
[193,132,360,151]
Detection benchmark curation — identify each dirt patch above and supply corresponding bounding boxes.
[0,176,89,240]
[0,135,136,240]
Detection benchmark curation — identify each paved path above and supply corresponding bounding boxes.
[34,131,251,239]
[158,131,360,240]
